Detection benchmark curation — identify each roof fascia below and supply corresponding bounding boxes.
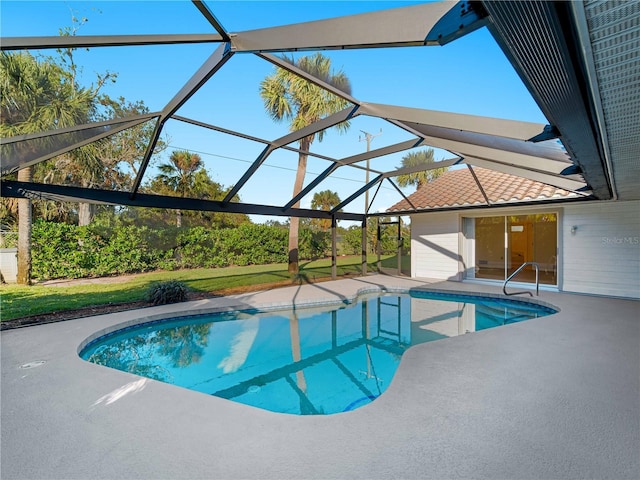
[383,195,597,217]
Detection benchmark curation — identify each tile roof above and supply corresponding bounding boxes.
[387,166,578,212]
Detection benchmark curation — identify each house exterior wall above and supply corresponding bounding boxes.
[409,200,640,299]
[562,200,639,299]
[410,212,461,280]
[0,248,17,283]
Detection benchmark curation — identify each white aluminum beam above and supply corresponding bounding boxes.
[1,34,223,51]
[257,53,360,105]
[463,157,588,193]
[338,138,425,166]
[360,102,546,141]
[191,0,230,42]
[383,158,462,178]
[132,43,233,195]
[0,113,158,144]
[417,135,573,175]
[172,115,339,163]
[403,122,572,163]
[271,106,360,149]
[2,117,153,175]
[231,2,455,52]
[161,43,233,119]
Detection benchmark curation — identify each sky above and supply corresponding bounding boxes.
[1,0,548,222]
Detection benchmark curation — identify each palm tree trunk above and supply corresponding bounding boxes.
[16,167,32,285]
[288,138,310,274]
[78,203,94,226]
[78,178,94,226]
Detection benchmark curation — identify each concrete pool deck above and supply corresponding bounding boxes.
[2,275,639,479]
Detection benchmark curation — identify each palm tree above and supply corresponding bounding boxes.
[310,189,341,231]
[396,148,448,190]
[260,53,352,273]
[0,51,95,284]
[154,150,204,227]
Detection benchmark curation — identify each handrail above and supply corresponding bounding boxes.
[503,262,540,296]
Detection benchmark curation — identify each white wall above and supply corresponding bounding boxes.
[0,248,18,283]
[562,200,640,299]
[411,212,460,280]
[410,200,640,299]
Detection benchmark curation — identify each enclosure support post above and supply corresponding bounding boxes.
[397,216,402,276]
[361,217,367,276]
[377,222,382,273]
[331,215,337,280]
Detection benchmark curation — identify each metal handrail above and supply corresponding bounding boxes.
[503,262,540,296]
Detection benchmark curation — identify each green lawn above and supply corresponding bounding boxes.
[0,255,392,321]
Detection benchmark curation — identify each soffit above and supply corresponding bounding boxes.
[583,0,640,200]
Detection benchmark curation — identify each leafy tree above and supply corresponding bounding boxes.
[310,189,341,231]
[96,96,167,186]
[341,225,364,255]
[27,15,163,227]
[39,16,116,226]
[155,150,204,196]
[152,150,205,227]
[260,53,352,273]
[395,148,448,190]
[148,150,248,228]
[0,51,98,284]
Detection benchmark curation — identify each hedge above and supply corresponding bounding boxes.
[31,220,330,280]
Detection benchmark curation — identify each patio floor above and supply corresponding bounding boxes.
[2,275,639,479]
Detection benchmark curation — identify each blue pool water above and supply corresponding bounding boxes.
[80,291,556,415]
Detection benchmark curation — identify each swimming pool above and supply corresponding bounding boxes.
[80,291,556,415]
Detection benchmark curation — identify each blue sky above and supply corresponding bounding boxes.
[2,1,547,220]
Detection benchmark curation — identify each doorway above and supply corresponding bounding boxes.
[466,213,558,285]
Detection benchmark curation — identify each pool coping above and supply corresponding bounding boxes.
[76,281,561,355]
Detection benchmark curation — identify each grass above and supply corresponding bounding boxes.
[0,255,396,322]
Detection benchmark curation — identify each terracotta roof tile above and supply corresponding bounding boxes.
[388,166,577,212]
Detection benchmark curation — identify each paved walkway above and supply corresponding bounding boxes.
[2,276,639,479]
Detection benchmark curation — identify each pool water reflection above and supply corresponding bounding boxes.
[80,292,556,415]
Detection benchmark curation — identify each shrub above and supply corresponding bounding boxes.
[146,280,188,305]
[30,219,338,281]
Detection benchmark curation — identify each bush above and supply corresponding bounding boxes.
[146,280,188,305]
[299,228,330,259]
[30,220,337,280]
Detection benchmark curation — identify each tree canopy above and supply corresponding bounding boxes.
[310,189,341,231]
[260,53,352,273]
[395,148,448,190]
